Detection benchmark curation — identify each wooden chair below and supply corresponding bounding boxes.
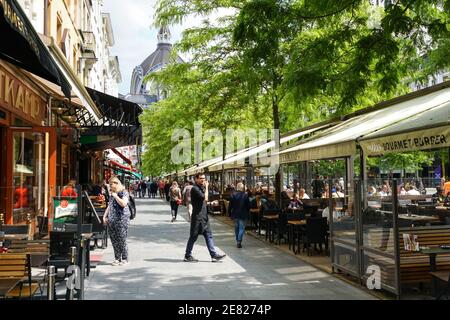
[0,253,42,299]
[7,239,50,267]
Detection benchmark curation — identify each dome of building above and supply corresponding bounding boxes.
[129,27,184,98]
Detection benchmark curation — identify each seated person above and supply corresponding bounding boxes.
[322,202,339,223]
[288,193,303,210]
[61,180,78,198]
[298,188,310,199]
[332,185,345,198]
[406,185,420,195]
[378,184,390,196]
[443,191,450,207]
[432,186,445,204]
[367,186,376,196]
[399,186,407,195]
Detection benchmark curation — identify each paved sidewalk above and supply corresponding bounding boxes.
[84,198,376,300]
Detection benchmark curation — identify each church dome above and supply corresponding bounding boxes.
[139,27,183,75]
[130,26,183,96]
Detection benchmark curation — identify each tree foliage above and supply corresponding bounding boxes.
[140,0,450,178]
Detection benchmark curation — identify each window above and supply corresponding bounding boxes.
[56,15,62,47]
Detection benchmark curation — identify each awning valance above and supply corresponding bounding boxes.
[359,97,450,156]
[210,123,333,171]
[85,87,142,126]
[80,88,143,150]
[0,0,71,97]
[278,85,450,163]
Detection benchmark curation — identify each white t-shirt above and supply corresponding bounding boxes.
[322,207,339,222]
[407,189,421,195]
[299,193,310,199]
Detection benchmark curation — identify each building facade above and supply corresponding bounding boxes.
[17,0,121,96]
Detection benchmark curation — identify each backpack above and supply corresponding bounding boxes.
[128,194,136,220]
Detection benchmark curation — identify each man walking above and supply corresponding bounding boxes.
[184,173,226,262]
[228,182,250,248]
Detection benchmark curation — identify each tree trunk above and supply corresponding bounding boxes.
[221,130,226,195]
[272,94,281,207]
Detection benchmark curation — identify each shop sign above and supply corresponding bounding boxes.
[0,0,40,58]
[361,126,450,156]
[0,63,46,124]
[53,197,77,224]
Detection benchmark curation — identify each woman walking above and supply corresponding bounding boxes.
[169,181,182,222]
[103,177,130,266]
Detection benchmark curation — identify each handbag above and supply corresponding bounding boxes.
[176,198,182,205]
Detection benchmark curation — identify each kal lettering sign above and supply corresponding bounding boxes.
[0,63,46,125]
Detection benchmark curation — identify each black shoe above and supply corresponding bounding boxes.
[211,254,226,262]
[184,256,198,262]
[237,242,242,248]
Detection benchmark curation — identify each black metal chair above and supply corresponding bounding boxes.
[430,271,450,299]
[48,231,78,278]
[300,217,328,256]
[36,216,48,239]
[260,207,281,240]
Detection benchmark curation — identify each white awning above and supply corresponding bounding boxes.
[208,124,332,171]
[278,86,450,163]
[46,43,102,122]
[359,98,450,156]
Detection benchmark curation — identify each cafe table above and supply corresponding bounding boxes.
[287,220,306,254]
[263,215,279,243]
[420,247,450,298]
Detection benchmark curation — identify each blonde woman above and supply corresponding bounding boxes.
[169,181,182,222]
[103,176,130,266]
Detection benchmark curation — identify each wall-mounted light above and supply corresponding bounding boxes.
[51,106,65,115]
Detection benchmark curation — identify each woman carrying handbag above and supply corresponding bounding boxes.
[169,181,182,222]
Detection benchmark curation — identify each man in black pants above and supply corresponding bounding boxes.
[184,173,226,262]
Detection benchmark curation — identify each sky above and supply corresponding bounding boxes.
[102,0,196,95]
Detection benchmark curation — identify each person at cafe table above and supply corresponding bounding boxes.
[442,191,450,207]
[432,186,445,204]
[288,193,303,210]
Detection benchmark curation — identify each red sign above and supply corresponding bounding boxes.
[61,200,69,208]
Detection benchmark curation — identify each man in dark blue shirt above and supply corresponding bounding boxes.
[184,173,226,262]
[228,183,250,248]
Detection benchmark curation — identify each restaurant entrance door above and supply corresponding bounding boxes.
[4,127,56,235]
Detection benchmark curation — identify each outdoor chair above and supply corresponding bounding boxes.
[272,213,288,245]
[300,217,328,256]
[429,271,450,299]
[48,231,78,278]
[259,207,281,239]
[36,216,48,239]
[0,253,43,299]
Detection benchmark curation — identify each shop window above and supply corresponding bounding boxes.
[12,131,47,224]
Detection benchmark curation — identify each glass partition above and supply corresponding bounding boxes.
[361,179,399,295]
[330,178,359,276]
